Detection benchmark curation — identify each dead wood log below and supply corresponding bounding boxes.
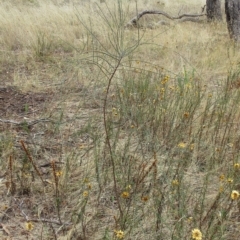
[126,10,206,28]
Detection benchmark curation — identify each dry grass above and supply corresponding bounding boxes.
[1,0,240,239]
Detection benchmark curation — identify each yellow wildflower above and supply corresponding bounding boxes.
[83,191,89,197]
[121,191,130,199]
[172,179,179,186]
[114,230,124,239]
[227,178,233,183]
[234,163,240,169]
[56,171,63,177]
[219,174,225,181]
[178,142,186,148]
[190,144,194,151]
[192,228,202,240]
[25,221,34,231]
[231,190,240,200]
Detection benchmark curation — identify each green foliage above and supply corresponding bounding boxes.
[32,31,53,59]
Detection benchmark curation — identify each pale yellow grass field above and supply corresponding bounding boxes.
[0,0,237,92]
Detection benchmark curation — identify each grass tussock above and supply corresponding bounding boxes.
[1,0,240,239]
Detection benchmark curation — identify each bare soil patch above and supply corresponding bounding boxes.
[0,86,52,118]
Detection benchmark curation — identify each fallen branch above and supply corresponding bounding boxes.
[0,118,52,127]
[126,10,206,27]
[178,17,206,23]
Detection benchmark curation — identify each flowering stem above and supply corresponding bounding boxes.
[20,140,45,186]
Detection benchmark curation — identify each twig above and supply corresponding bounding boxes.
[40,162,64,168]
[28,218,72,226]
[126,10,206,27]
[137,159,157,185]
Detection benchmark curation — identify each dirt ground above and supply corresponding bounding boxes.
[0,86,52,118]
[0,85,63,239]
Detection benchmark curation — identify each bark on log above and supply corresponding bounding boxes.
[225,0,240,41]
[206,0,222,21]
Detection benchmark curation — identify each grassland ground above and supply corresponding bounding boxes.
[1,0,240,239]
